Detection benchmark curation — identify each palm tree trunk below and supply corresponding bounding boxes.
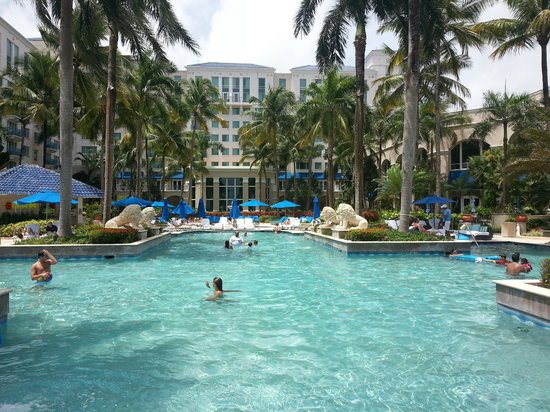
[399,0,420,232]
[102,28,118,224]
[135,125,143,197]
[378,137,383,179]
[502,120,508,204]
[540,38,549,108]
[100,130,105,192]
[162,150,166,200]
[434,45,443,198]
[42,120,48,167]
[188,118,196,205]
[353,20,366,212]
[274,134,279,201]
[327,130,335,207]
[18,122,25,166]
[58,0,74,237]
[144,133,150,199]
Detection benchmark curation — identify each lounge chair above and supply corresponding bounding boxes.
[23,224,40,239]
[385,220,398,230]
[200,218,211,229]
[212,216,229,230]
[236,218,246,229]
[244,217,255,230]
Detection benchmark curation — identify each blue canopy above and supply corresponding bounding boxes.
[313,196,320,219]
[15,191,78,205]
[112,196,152,207]
[240,199,269,207]
[229,198,241,219]
[0,164,103,197]
[173,200,194,217]
[161,199,171,221]
[151,200,175,208]
[196,198,207,219]
[271,200,300,209]
[413,195,455,206]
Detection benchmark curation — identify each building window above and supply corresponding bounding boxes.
[206,177,214,211]
[33,149,38,161]
[211,134,219,142]
[174,75,182,82]
[232,107,240,115]
[242,121,249,126]
[81,146,97,155]
[299,79,307,101]
[232,148,240,155]
[172,180,182,191]
[258,78,266,101]
[232,135,239,142]
[232,77,240,102]
[243,77,250,102]
[34,132,40,144]
[6,40,19,69]
[243,107,250,114]
[232,121,240,129]
[222,77,229,101]
[211,148,219,155]
[222,148,229,155]
[314,162,323,170]
[211,76,219,88]
[22,145,29,157]
[222,161,229,166]
[212,120,219,128]
[222,134,229,142]
[211,161,219,166]
[243,162,250,166]
[232,162,240,166]
[279,78,286,89]
[297,161,309,170]
[248,177,256,199]
[218,177,243,211]
[114,132,122,142]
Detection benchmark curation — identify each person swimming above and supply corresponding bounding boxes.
[204,277,241,301]
[224,240,233,250]
[521,257,533,272]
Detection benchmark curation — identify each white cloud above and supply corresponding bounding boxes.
[0,0,543,108]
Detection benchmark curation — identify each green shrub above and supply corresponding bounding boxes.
[541,258,550,289]
[527,218,550,231]
[346,228,387,241]
[87,227,139,244]
[379,210,399,220]
[0,220,49,236]
[385,230,443,241]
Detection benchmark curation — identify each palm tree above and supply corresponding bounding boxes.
[302,68,355,207]
[240,139,274,204]
[97,0,199,223]
[118,55,177,198]
[239,87,296,202]
[294,0,374,211]
[180,77,227,205]
[480,90,536,203]
[474,0,550,107]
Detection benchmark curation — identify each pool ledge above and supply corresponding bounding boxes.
[494,279,550,326]
[0,232,171,259]
[304,231,468,254]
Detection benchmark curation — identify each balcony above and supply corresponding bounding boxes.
[46,140,59,152]
[6,127,25,141]
[45,156,58,166]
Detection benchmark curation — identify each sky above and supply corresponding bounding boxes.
[0,0,541,108]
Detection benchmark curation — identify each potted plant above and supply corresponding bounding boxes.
[515,213,528,222]
[461,205,474,222]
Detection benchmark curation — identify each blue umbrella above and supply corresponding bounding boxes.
[15,191,77,219]
[240,199,269,207]
[151,200,175,208]
[271,200,300,209]
[161,199,170,221]
[196,198,207,219]
[413,195,455,206]
[229,198,241,219]
[313,196,320,219]
[112,196,152,207]
[173,200,195,218]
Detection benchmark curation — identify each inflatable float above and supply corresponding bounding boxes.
[449,255,501,263]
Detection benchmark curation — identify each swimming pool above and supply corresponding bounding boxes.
[1,232,550,410]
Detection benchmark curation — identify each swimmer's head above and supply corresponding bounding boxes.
[512,252,520,262]
[224,240,232,249]
[253,240,258,245]
[212,277,223,291]
[499,254,507,259]
[37,250,46,259]
[521,258,529,264]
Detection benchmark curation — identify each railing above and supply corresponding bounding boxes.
[45,157,58,166]
[6,127,25,138]
[450,162,468,171]
[7,147,19,155]
[46,141,59,150]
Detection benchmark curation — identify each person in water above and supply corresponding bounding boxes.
[204,277,241,301]
[246,240,259,247]
[30,249,57,282]
[520,257,533,272]
[224,240,233,250]
[494,254,511,265]
[229,231,244,246]
[506,252,527,276]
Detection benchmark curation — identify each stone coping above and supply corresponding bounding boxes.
[304,231,469,254]
[0,232,171,259]
[494,279,550,299]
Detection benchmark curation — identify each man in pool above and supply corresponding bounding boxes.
[229,231,244,246]
[30,249,57,282]
[506,252,527,276]
[204,277,240,301]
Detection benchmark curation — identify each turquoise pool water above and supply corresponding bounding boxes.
[1,233,550,411]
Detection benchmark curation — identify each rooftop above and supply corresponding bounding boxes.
[186,62,274,70]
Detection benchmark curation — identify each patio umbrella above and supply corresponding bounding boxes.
[229,198,241,219]
[240,199,269,207]
[151,200,175,208]
[196,198,207,219]
[15,191,77,219]
[313,196,320,219]
[161,199,171,221]
[271,199,300,217]
[112,196,152,207]
[173,200,195,218]
[413,195,455,226]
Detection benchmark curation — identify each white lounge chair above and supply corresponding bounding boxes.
[236,218,246,229]
[244,217,255,230]
[23,223,40,239]
[211,216,229,230]
[200,218,211,229]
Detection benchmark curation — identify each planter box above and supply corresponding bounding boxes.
[494,279,550,327]
[320,227,332,236]
[501,221,517,237]
[331,228,349,239]
[492,213,512,229]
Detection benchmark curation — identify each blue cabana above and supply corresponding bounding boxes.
[229,198,241,219]
[161,199,171,221]
[112,196,152,207]
[0,164,103,198]
[196,198,207,219]
[15,191,78,205]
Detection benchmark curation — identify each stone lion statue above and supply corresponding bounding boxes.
[319,206,339,227]
[105,204,142,229]
[139,207,157,228]
[336,203,369,230]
